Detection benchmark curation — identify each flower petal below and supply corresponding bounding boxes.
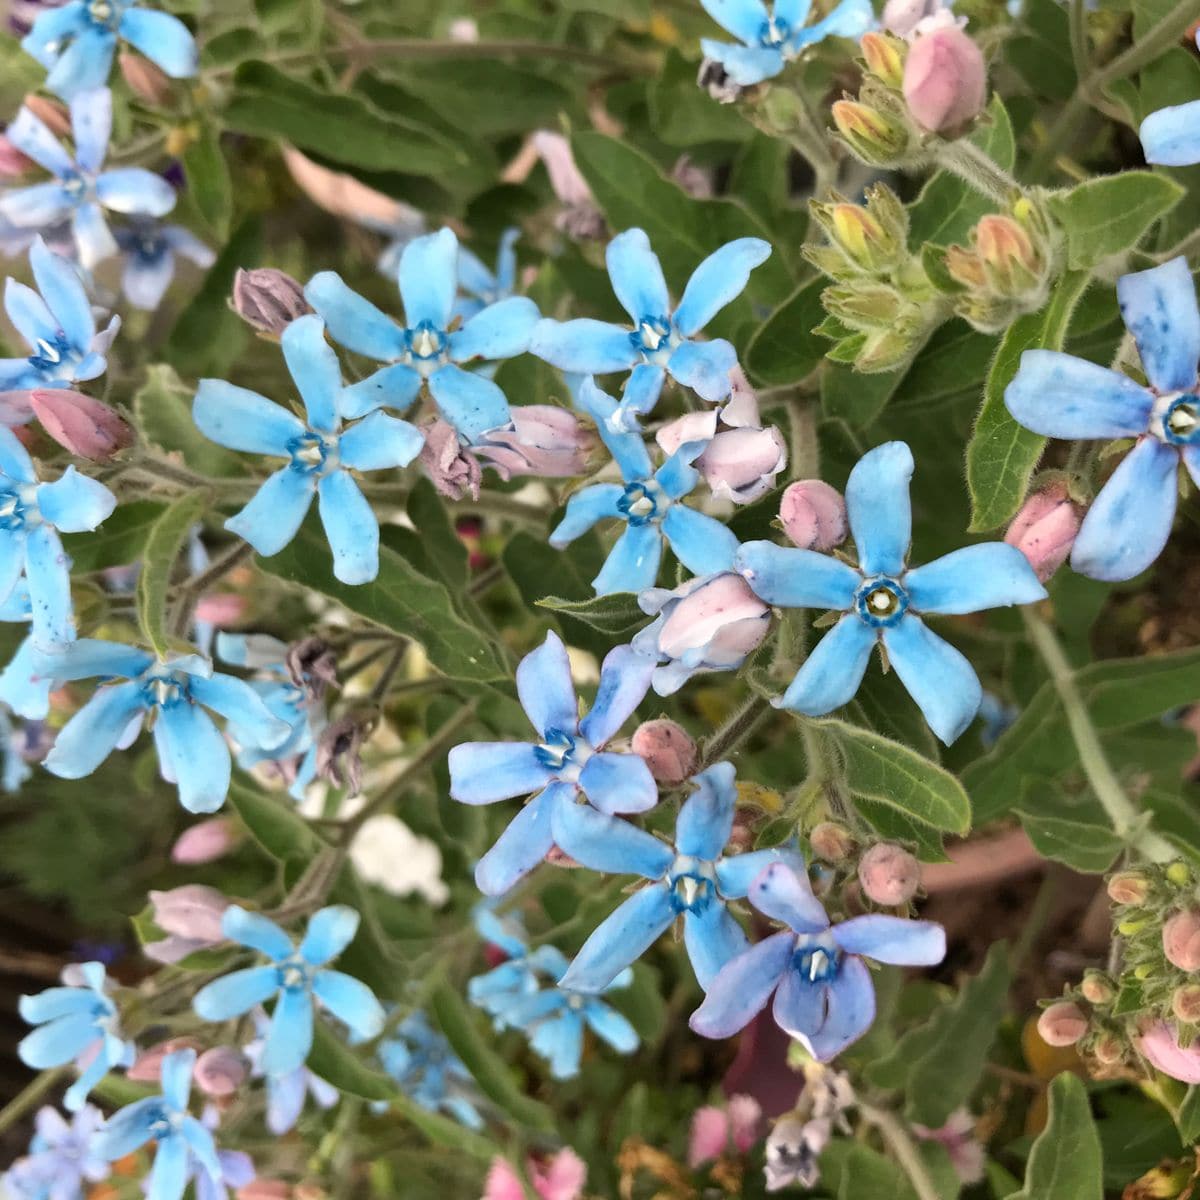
[153,702,231,813]
[1141,100,1200,168]
[160,1047,194,1111]
[617,363,667,427]
[698,0,771,44]
[531,1010,583,1080]
[832,915,946,965]
[193,380,304,455]
[188,672,290,749]
[689,929,793,1039]
[0,182,74,228]
[551,800,673,878]
[548,483,624,548]
[35,637,153,681]
[675,761,737,860]
[516,630,578,740]
[592,523,662,595]
[5,106,74,176]
[23,524,76,647]
[312,969,385,1038]
[749,862,829,932]
[95,168,175,217]
[298,906,359,966]
[338,363,423,419]
[304,272,404,361]
[398,227,459,329]
[800,955,875,1061]
[579,643,656,747]
[846,440,912,577]
[735,540,858,609]
[881,614,981,746]
[474,781,564,895]
[778,613,876,716]
[192,966,280,1021]
[281,314,342,433]
[674,239,771,336]
[223,905,294,959]
[45,28,115,100]
[715,847,802,899]
[226,467,315,557]
[606,228,670,324]
[1119,257,1200,395]
[699,38,785,84]
[582,1001,639,1052]
[450,296,539,363]
[0,428,35,484]
[5,279,56,350]
[662,504,740,576]
[558,885,675,992]
[530,318,641,375]
[35,466,115,532]
[43,680,144,778]
[905,543,1046,615]
[574,376,653,480]
[427,363,511,443]
[18,1013,97,1067]
[30,236,94,349]
[667,338,738,403]
[578,750,658,815]
[118,8,198,77]
[1005,350,1154,438]
[71,203,118,269]
[448,741,554,804]
[771,968,826,1044]
[95,1097,160,1161]
[337,411,425,473]
[263,986,314,1077]
[70,87,112,174]
[317,470,378,585]
[684,903,750,990]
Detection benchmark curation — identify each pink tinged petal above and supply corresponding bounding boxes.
[1136,1021,1200,1084]
[727,1095,762,1151]
[537,1147,587,1200]
[483,1159,527,1200]
[654,572,771,659]
[832,915,946,965]
[689,930,794,1039]
[749,862,830,932]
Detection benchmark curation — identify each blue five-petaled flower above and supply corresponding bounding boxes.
[377,1011,485,1130]
[448,630,657,896]
[531,229,770,426]
[0,87,176,268]
[690,862,945,1060]
[39,639,290,812]
[698,0,877,86]
[736,441,1047,745]
[192,905,386,1078]
[555,761,802,992]
[22,0,198,99]
[2,1105,110,1199]
[1139,33,1200,167]
[1006,257,1200,583]
[193,313,425,585]
[551,377,739,595]
[115,220,214,310]
[305,227,539,443]
[95,1048,222,1200]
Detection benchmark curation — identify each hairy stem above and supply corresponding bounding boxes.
[933,137,1022,204]
[700,693,773,768]
[857,1102,941,1200]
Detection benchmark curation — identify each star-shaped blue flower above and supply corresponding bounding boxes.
[551,377,739,595]
[699,0,876,85]
[114,220,213,310]
[736,441,1047,744]
[22,0,198,99]
[1006,257,1200,582]
[555,761,802,992]
[377,1011,485,1130]
[448,630,657,896]
[531,229,771,425]
[193,314,425,585]
[193,905,385,1078]
[691,862,945,1060]
[304,227,539,443]
[0,88,176,268]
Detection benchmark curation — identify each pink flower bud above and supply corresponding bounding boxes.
[484,1149,586,1200]
[118,51,172,105]
[194,592,248,626]
[419,419,482,501]
[283,146,417,231]
[858,842,922,906]
[474,406,595,480]
[810,821,856,863]
[194,1046,248,1097]
[1036,1001,1088,1047]
[902,27,987,133]
[631,719,698,785]
[1107,871,1150,905]
[0,134,33,178]
[1136,1020,1200,1083]
[171,817,236,864]
[22,95,71,138]
[727,1095,762,1152]
[149,885,229,941]
[1004,483,1082,582]
[128,1038,201,1082]
[232,268,312,336]
[1163,910,1200,972]
[531,131,593,209]
[688,1106,731,1167]
[779,480,847,551]
[883,0,960,39]
[29,389,133,461]
[697,427,788,505]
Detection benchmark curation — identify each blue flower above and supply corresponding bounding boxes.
[304,227,540,443]
[531,229,771,426]
[377,1011,484,1129]
[192,905,386,1077]
[550,377,739,594]
[455,227,519,322]
[698,0,876,86]
[555,762,802,992]
[1005,257,1200,582]
[448,630,657,896]
[115,221,213,310]
[0,88,176,268]
[2,1105,109,1199]
[39,639,290,812]
[690,862,945,1060]
[0,582,55,718]
[22,0,198,99]
[193,314,424,584]
[1140,34,1200,166]
[468,909,573,1031]
[0,426,115,647]
[1,236,119,397]
[736,441,1046,744]
[95,1048,222,1200]
[243,1013,339,1135]
[17,962,135,1111]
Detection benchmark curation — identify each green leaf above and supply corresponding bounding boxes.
[821,361,905,429]
[649,48,751,147]
[391,1091,499,1158]
[402,477,468,590]
[227,777,323,865]
[822,719,972,834]
[744,278,828,387]
[535,591,644,636]
[61,501,167,573]
[1177,1086,1200,1143]
[854,796,949,862]
[1017,811,1122,873]
[134,364,246,477]
[182,122,233,240]
[430,981,556,1133]
[306,1022,393,1101]
[1006,1073,1102,1200]
[258,523,507,683]
[966,270,1090,531]
[1046,172,1185,269]
[136,490,211,658]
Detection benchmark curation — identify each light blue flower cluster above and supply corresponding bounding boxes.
[377,1011,485,1128]
[3,1105,109,1199]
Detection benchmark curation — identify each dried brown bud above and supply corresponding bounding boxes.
[316,714,370,795]
[232,268,312,337]
[286,637,338,701]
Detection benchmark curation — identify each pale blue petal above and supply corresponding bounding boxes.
[298,906,358,966]
[530,1009,583,1079]
[160,1048,194,1111]
[337,410,424,471]
[0,535,32,615]
[18,1013,97,1067]
[516,630,578,739]
[734,541,859,608]
[617,362,666,426]
[281,314,341,433]
[121,250,173,310]
[655,444,701,504]
[33,637,153,682]
[906,543,1046,615]
[675,239,771,336]
[606,228,670,323]
[146,1133,188,1200]
[226,467,315,556]
[661,504,739,576]
[583,1001,639,1052]
[579,643,656,747]
[153,702,231,812]
[317,471,377,585]
[698,0,771,43]
[30,236,94,348]
[474,781,564,895]
[35,467,115,532]
[832,915,945,965]
[549,483,624,547]
[45,28,115,100]
[312,969,385,1037]
[558,886,674,993]
[5,107,74,176]
[676,761,736,860]
[1117,256,1200,394]
[21,4,89,70]
[551,800,673,877]
[846,440,912,576]
[193,380,304,455]
[1070,436,1179,581]
[749,861,829,932]
[223,906,293,959]
[667,338,738,403]
[1141,100,1200,168]
[574,376,653,479]
[193,965,280,1020]
[95,1097,161,1160]
[1005,350,1154,438]
[449,741,553,804]
[398,227,458,328]
[118,8,198,77]
[179,1117,223,1186]
[530,317,641,374]
[337,364,422,420]
[0,182,74,228]
[0,635,50,719]
[71,203,118,269]
[882,613,982,746]
[69,87,111,173]
[63,1043,111,1110]
[684,903,749,990]
[43,680,144,777]
[0,427,35,483]
[457,245,494,298]
[450,296,539,363]
[689,929,792,1038]
[699,38,785,84]
[18,985,97,1023]
[715,847,801,899]
[188,672,290,748]
[578,749,658,815]
[266,1070,307,1135]
[5,279,57,349]
[304,272,404,361]
[775,0,812,25]
[1185,444,1200,490]
[770,964,825,1043]
[95,169,175,217]
[24,525,76,647]
[426,362,510,443]
[797,0,875,43]
[264,986,314,1076]
[799,955,875,1061]
[593,523,662,595]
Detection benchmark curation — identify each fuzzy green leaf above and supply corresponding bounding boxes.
[306,1022,393,1101]
[61,501,167,574]
[136,490,211,659]
[1007,1073,1102,1200]
[1017,811,1123,873]
[744,278,828,387]
[182,122,233,240]
[535,591,644,636]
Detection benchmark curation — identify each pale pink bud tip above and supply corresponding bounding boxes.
[902,26,987,133]
[1036,1001,1088,1047]
[232,268,312,336]
[171,816,235,864]
[30,389,133,461]
[688,1106,730,1166]
[1136,1020,1200,1084]
[1163,910,1200,973]
[119,51,172,105]
[128,1038,202,1082]
[194,1046,248,1097]
[1004,483,1082,582]
[697,427,787,505]
[779,480,847,551]
[632,719,698,785]
[149,884,230,941]
[858,842,922,906]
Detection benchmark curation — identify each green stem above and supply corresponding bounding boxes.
[933,137,1022,204]
[0,1069,67,1135]
[1022,608,1174,861]
[700,693,773,768]
[857,1102,941,1200]
[1067,0,1091,85]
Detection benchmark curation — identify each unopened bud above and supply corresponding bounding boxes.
[0,134,33,178]
[823,282,905,327]
[29,389,134,461]
[976,216,1040,289]
[945,244,987,289]
[172,816,236,864]
[22,94,70,138]
[317,714,370,795]
[1037,1001,1088,1047]
[854,326,923,373]
[1092,1033,1124,1065]
[194,1046,248,1097]
[1108,871,1150,906]
[1173,985,1200,1025]
[128,1038,202,1082]
[631,719,698,785]
[1164,911,1200,973]
[902,27,987,133]
[858,843,921,906]
[146,885,230,962]
[861,31,907,88]
[1167,862,1192,887]
[238,1184,292,1200]
[810,822,855,863]
[119,51,172,105]
[779,480,847,551]
[232,268,312,337]
[1080,972,1114,1005]
[697,426,787,505]
[1004,482,1083,583]
[832,100,913,164]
